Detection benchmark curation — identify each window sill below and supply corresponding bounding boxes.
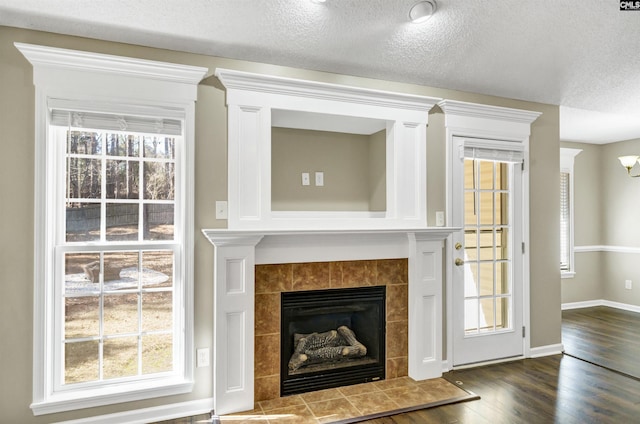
[561,271,576,279]
[31,378,194,416]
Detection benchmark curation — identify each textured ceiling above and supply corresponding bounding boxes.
[1,0,639,143]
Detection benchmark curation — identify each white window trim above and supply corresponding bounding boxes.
[15,43,207,416]
[560,147,582,279]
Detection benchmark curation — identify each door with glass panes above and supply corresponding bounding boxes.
[451,136,524,366]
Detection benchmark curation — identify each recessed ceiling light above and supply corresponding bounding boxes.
[409,0,437,23]
[311,0,327,3]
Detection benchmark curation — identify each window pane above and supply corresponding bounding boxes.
[67,157,102,199]
[106,160,139,199]
[496,262,511,295]
[106,133,139,157]
[103,251,139,287]
[143,251,174,288]
[464,229,478,261]
[464,298,479,334]
[465,262,479,298]
[144,162,175,200]
[478,230,494,260]
[67,131,102,155]
[104,337,138,379]
[144,136,175,159]
[106,203,139,241]
[66,203,101,242]
[142,334,173,374]
[65,340,99,384]
[496,297,511,330]
[464,159,475,190]
[496,227,509,260]
[103,293,139,335]
[142,292,173,332]
[65,297,99,339]
[64,252,100,293]
[144,204,174,240]
[464,191,476,225]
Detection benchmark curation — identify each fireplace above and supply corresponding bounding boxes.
[280,286,386,396]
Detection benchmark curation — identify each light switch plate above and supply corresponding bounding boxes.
[215,201,228,219]
[435,211,445,227]
[302,173,310,186]
[196,348,210,368]
[315,172,324,186]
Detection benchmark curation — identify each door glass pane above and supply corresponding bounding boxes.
[465,262,479,298]
[496,262,510,295]
[479,192,494,225]
[464,298,479,333]
[479,298,495,333]
[479,262,494,296]
[496,192,509,225]
[462,158,513,337]
[496,297,510,330]
[479,161,493,190]
[464,229,478,260]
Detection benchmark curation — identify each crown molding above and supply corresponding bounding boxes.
[438,99,542,124]
[15,42,208,85]
[215,68,441,113]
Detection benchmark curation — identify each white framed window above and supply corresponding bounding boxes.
[560,148,582,278]
[16,43,206,415]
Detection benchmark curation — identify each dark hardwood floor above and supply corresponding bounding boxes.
[562,306,640,379]
[166,354,640,423]
[361,355,640,424]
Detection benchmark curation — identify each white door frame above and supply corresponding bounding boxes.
[438,100,541,371]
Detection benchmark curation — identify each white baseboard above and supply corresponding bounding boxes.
[562,299,640,313]
[529,343,564,358]
[561,300,603,310]
[53,397,214,424]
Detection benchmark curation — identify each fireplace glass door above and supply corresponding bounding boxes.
[281,286,385,396]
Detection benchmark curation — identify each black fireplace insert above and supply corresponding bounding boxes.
[280,285,386,396]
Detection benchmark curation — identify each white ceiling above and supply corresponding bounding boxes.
[2,0,639,144]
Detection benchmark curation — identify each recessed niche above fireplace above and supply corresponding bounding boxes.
[215,68,441,230]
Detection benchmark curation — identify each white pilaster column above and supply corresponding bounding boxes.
[207,234,263,415]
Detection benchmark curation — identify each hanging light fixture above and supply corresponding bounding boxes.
[409,0,437,23]
[618,155,640,177]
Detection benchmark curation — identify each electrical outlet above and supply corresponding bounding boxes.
[197,348,210,368]
[302,173,310,186]
[625,280,633,290]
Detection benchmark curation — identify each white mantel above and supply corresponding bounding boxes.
[202,228,456,415]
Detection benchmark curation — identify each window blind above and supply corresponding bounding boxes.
[48,99,183,136]
[460,139,525,163]
[560,172,570,270]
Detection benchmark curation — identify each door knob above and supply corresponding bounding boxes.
[455,242,462,250]
[455,258,464,266]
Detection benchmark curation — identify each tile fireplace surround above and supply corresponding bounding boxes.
[203,229,454,415]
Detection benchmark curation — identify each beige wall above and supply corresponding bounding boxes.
[271,127,382,211]
[0,25,561,422]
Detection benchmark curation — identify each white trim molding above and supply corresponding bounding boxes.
[215,68,442,230]
[52,398,214,424]
[575,245,640,254]
[202,228,456,415]
[560,148,582,278]
[16,43,207,416]
[562,299,640,313]
[530,344,565,358]
[439,99,541,370]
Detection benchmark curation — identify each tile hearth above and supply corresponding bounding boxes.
[254,259,409,402]
[218,377,476,424]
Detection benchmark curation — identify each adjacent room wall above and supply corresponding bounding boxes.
[0,25,561,423]
[602,138,640,305]
[561,138,640,307]
[560,142,604,303]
